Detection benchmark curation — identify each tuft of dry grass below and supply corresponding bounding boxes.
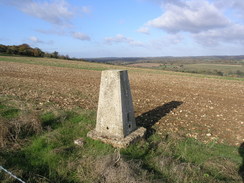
[93,153,152,183]
[0,111,42,149]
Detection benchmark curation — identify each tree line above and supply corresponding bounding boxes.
[0,44,70,59]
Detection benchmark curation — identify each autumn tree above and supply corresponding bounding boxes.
[52,51,59,58]
[0,44,7,53]
[0,43,45,57]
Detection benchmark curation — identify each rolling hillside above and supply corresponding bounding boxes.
[0,56,243,183]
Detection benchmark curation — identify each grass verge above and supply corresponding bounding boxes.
[0,95,243,183]
[122,134,243,183]
[0,109,114,183]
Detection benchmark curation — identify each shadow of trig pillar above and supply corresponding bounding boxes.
[87,70,146,148]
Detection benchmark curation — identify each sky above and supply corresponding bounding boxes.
[0,0,244,58]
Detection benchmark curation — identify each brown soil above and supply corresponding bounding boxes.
[0,61,243,146]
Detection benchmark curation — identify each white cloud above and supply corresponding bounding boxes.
[194,24,244,46]
[142,0,244,49]
[81,6,91,14]
[147,0,229,33]
[2,0,74,26]
[165,34,183,44]
[215,0,244,10]
[29,36,42,43]
[28,36,53,45]
[23,0,73,26]
[105,34,130,43]
[138,0,180,5]
[104,34,145,47]
[72,32,91,41]
[36,29,67,36]
[150,33,183,49]
[129,40,145,47]
[137,27,150,34]
[214,0,244,21]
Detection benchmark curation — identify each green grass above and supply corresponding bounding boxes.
[156,63,244,80]
[184,63,244,74]
[174,138,241,165]
[0,106,243,182]
[122,135,243,183]
[131,66,244,81]
[40,112,60,129]
[0,56,108,71]
[0,102,20,119]
[0,109,114,183]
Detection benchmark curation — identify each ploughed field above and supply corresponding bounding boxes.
[1,56,244,146]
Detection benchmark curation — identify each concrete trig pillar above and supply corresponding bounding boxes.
[87,70,146,148]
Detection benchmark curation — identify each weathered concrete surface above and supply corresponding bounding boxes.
[87,70,145,148]
[88,127,146,148]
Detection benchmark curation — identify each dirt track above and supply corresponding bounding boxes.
[0,60,243,145]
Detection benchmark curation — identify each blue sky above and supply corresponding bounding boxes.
[0,0,244,58]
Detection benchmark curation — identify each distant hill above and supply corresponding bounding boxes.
[84,55,244,65]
